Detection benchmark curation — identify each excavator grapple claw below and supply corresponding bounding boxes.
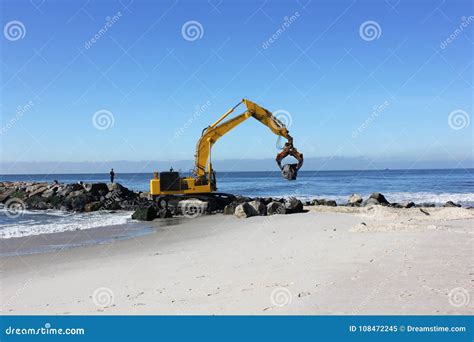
[276,143,304,180]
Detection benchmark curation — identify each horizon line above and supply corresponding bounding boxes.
[1,167,473,177]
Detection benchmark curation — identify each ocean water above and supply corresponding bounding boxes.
[0,169,473,239]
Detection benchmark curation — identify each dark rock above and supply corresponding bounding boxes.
[262,197,273,205]
[47,195,62,208]
[223,203,237,215]
[323,200,337,207]
[369,192,389,205]
[403,201,415,208]
[83,183,109,195]
[267,201,286,215]
[348,194,363,206]
[284,197,304,213]
[107,183,127,192]
[84,201,103,212]
[71,195,89,211]
[281,164,298,180]
[248,200,267,216]
[132,206,157,221]
[314,199,337,207]
[28,186,48,198]
[26,196,52,210]
[157,208,172,219]
[234,203,258,218]
[415,203,436,208]
[444,201,461,208]
[67,190,86,199]
[0,189,15,203]
[41,188,56,199]
[363,198,380,206]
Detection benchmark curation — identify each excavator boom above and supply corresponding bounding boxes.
[194,99,303,180]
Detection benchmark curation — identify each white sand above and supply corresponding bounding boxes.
[1,206,473,315]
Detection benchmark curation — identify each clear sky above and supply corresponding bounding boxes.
[0,0,472,173]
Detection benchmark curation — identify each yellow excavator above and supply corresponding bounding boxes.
[150,99,303,202]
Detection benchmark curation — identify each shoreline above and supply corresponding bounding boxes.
[1,206,472,315]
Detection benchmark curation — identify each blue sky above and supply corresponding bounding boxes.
[0,0,472,173]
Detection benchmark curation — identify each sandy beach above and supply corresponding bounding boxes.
[1,206,473,315]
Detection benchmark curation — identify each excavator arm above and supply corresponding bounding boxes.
[194,99,303,180]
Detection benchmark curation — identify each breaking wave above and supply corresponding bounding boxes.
[0,210,132,239]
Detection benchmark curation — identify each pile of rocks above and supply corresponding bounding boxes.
[1,182,465,222]
[0,181,151,213]
[303,192,463,209]
[223,196,305,218]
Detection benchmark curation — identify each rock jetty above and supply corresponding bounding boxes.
[0,182,466,221]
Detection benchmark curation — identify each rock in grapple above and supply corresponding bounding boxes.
[281,164,299,180]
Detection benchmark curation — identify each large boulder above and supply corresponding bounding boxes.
[107,183,127,192]
[26,196,51,210]
[132,206,157,221]
[248,200,266,216]
[284,197,304,213]
[71,195,88,211]
[313,199,337,207]
[41,188,57,199]
[139,192,150,200]
[281,164,298,180]
[362,198,380,206]
[25,183,49,194]
[67,190,86,199]
[223,202,237,215]
[368,192,389,205]
[348,194,363,206]
[84,201,103,212]
[267,201,286,215]
[28,186,48,198]
[0,189,15,203]
[444,201,461,208]
[83,183,109,195]
[234,203,258,218]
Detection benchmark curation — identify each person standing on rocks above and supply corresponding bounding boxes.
[110,168,115,184]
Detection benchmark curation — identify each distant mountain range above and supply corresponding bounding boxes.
[1,157,472,174]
